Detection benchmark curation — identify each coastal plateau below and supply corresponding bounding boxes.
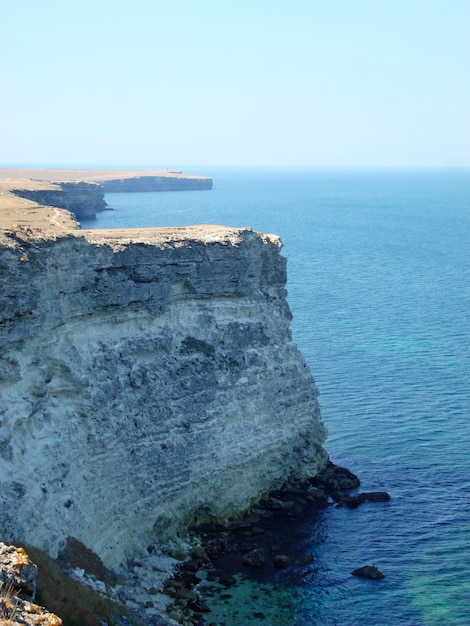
[0,170,328,576]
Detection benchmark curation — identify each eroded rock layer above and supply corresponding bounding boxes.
[0,208,327,570]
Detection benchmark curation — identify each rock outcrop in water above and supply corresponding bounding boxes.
[0,174,327,570]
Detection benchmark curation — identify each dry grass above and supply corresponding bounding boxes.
[24,546,127,626]
[0,582,19,624]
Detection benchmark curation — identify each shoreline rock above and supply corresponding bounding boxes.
[1,461,390,625]
[331,491,391,508]
[165,461,390,624]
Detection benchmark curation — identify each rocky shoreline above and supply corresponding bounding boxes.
[0,461,390,625]
[161,460,390,625]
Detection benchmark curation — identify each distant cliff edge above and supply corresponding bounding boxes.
[0,168,213,221]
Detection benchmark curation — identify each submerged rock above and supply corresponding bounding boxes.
[273,554,292,569]
[218,573,236,587]
[332,491,391,508]
[352,565,385,580]
[242,548,266,568]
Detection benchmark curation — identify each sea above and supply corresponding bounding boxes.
[81,168,470,626]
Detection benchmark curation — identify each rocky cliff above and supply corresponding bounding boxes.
[0,177,327,571]
[11,181,106,220]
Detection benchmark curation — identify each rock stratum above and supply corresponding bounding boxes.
[0,170,327,572]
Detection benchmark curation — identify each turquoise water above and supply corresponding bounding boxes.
[82,168,470,625]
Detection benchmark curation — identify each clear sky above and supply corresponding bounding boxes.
[1,0,469,168]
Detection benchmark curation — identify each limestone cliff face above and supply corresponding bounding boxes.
[0,225,327,569]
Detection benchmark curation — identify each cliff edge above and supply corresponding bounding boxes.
[0,173,327,571]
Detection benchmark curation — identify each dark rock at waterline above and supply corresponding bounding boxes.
[352,565,385,580]
[259,497,287,511]
[310,461,361,493]
[273,554,292,569]
[365,491,391,502]
[189,598,211,613]
[332,491,391,508]
[229,513,262,529]
[301,553,315,564]
[242,548,266,568]
[182,461,390,623]
[306,486,329,505]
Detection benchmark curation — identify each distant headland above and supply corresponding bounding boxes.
[0,168,213,224]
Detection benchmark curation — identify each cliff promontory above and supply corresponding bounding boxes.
[0,172,327,573]
[0,168,213,221]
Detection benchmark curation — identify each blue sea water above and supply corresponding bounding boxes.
[81,168,470,625]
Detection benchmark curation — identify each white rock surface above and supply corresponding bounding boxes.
[0,225,327,568]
